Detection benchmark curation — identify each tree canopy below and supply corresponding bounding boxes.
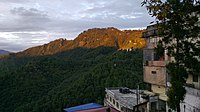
[0,47,144,112]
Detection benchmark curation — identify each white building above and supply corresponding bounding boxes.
[104,87,155,112]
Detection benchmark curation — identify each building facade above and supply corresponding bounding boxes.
[104,87,150,112]
[142,24,200,112]
[104,87,166,112]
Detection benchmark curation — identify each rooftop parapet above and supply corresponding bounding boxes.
[142,24,159,38]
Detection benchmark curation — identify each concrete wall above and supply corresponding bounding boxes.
[144,66,166,86]
[186,74,200,89]
[151,84,167,101]
[104,94,122,111]
[104,93,133,112]
[180,86,200,112]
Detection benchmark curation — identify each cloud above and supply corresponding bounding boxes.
[10,7,48,17]
[0,31,57,52]
[0,0,30,3]
[0,7,50,32]
[0,0,153,52]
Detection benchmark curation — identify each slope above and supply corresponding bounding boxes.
[14,27,145,57]
[0,49,10,55]
[0,47,144,112]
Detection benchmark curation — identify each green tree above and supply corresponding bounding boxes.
[142,0,200,111]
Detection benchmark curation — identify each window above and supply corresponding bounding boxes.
[152,71,157,74]
[109,97,112,102]
[116,102,119,108]
[193,74,198,82]
[113,99,115,105]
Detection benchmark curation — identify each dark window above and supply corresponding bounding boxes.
[152,71,157,74]
[109,97,112,102]
[113,99,115,105]
[193,74,198,82]
[116,102,119,108]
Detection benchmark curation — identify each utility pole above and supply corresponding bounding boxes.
[136,82,143,112]
[137,84,139,112]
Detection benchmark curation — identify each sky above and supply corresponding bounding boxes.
[0,0,153,52]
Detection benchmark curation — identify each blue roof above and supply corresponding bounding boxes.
[64,103,103,112]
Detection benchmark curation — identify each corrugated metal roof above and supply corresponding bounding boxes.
[77,106,120,112]
[63,103,103,112]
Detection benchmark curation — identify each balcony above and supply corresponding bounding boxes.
[142,24,159,38]
[144,61,166,67]
[142,29,158,38]
[143,48,163,62]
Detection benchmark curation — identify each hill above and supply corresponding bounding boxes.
[14,27,145,57]
[0,27,146,112]
[0,47,144,112]
[0,49,10,55]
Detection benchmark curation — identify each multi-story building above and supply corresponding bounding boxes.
[142,24,169,112]
[142,24,200,112]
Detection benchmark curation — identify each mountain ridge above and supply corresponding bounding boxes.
[14,27,145,57]
[0,49,11,55]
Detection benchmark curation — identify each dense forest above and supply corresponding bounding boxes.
[0,47,144,112]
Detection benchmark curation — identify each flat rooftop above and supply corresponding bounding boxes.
[105,87,148,110]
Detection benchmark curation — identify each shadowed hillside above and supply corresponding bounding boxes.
[0,47,144,112]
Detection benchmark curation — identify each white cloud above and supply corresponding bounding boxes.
[0,0,153,52]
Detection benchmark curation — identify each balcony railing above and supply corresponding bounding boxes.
[142,29,158,38]
[143,48,162,61]
[144,61,166,67]
[142,24,159,38]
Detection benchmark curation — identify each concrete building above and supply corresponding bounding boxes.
[180,74,200,112]
[142,24,200,112]
[104,87,161,112]
[142,24,168,112]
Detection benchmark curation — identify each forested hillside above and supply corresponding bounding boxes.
[0,47,144,112]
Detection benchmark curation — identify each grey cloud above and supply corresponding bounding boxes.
[83,0,143,14]
[0,0,29,3]
[0,32,55,52]
[0,42,25,52]
[79,0,150,22]
[0,23,45,32]
[10,7,48,17]
[2,0,151,33]
[0,37,24,52]
[0,7,50,32]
